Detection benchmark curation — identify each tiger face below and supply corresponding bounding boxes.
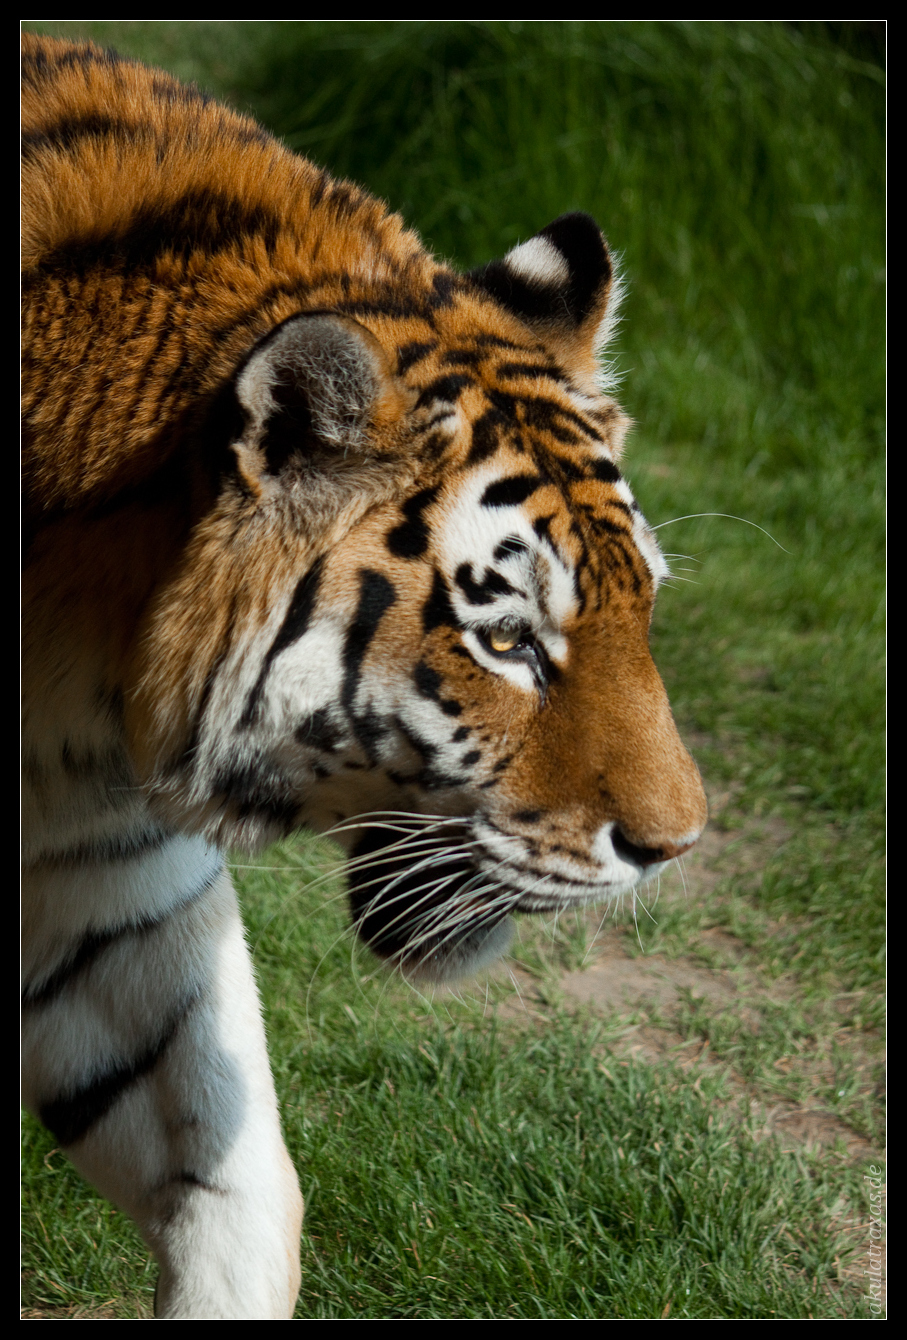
[125,239,707,982]
[337,454,706,982]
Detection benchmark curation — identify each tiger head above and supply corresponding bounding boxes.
[127,212,708,980]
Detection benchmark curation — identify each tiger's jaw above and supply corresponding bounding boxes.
[342,796,698,983]
[346,818,518,982]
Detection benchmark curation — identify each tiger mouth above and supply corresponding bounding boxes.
[346,817,650,980]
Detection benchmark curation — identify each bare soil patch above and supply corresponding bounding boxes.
[495,794,884,1168]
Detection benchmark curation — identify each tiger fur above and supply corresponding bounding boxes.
[21,34,708,1319]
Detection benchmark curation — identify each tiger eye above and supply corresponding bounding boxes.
[488,628,521,653]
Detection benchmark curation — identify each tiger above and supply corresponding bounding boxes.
[21,32,708,1320]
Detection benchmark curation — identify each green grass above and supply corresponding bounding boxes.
[20,1047,860,1320]
[22,20,884,1320]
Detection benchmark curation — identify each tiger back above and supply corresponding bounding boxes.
[22,34,707,1319]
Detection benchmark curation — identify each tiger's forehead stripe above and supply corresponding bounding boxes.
[429,451,653,634]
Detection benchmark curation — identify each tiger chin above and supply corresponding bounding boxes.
[21,33,707,1320]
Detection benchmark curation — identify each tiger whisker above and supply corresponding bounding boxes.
[371,875,515,949]
[353,867,490,950]
[652,511,790,552]
[378,880,524,969]
[245,835,466,954]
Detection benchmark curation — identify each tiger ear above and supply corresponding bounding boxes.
[468,212,621,383]
[231,312,403,491]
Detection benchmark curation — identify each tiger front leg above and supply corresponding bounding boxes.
[21,855,303,1320]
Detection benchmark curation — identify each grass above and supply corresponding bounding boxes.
[21,19,884,1320]
[20,1042,863,1319]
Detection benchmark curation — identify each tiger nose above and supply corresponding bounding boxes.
[611,826,701,868]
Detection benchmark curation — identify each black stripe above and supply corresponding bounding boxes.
[493,536,529,562]
[475,333,524,351]
[309,168,329,208]
[547,453,585,482]
[323,182,358,221]
[589,456,621,483]
[24,926,123,1008]
[495,361,564,383]
[590,512,634,538]
[35,827,168,871]
[430,271,460,309]
[469,259,563,325]
[605,536,645,595]
[149,74,213,110]
[38,998,196,1146]
[481,475,542,509]
[34,186,284,277]
[21,114,138,161]
[413,662,462,717]
[23,103,263,173]
[476,389,601,447]
[467,408,506,464]
[347,706,391,763]
[522,397,583,443]
[161,1171,226,1194]
[240,558,325,727]
[533,514,556,545]
[335,296,430,323]
[441,348,483,368]
[334,273,464,325]
[387,486,439,560]
[22,41,124,87]
[341,570,397,716]
[486,387,517,420]
[415,429,452,461]
[210,759,298,827]
[22,862,220,1008]
[295,707,344,752]
[397,341,437,376]
[414,374,472,410]
[422,571,457,634]
[454,563,517,606]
